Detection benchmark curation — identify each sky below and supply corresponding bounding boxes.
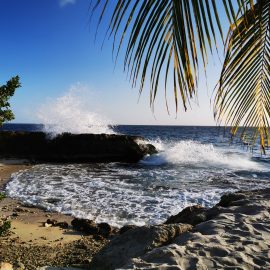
[0,0,229,126]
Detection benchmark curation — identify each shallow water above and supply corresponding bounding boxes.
[4,125,270,227]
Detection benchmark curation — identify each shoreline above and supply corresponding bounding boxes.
[1,161,270,269]
[0,161,108,269]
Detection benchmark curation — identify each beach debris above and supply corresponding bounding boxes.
[0,262,13,270]
[43,219,69,229]
[46,219,58,226]
[89,223,193,270]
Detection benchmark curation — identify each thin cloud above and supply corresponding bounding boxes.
[59,0,76,7]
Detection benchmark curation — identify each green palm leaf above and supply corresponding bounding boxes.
[215,0,270,152]
[92,0,240,113]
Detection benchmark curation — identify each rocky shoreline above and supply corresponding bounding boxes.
[0,132,157,163]
[1,162,270,269]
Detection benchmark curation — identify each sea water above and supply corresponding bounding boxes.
[3,124,270,227]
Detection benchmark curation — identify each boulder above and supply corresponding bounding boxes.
[71,218,113,237]
[97,223,112,238]
[71,218,99,234]
[0,132,157,163]
[165,205,207,226]
[89,223,192,270]
[119,225,138,234]
[217,192,247,207]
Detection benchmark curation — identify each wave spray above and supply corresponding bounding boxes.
[37,84,115,136]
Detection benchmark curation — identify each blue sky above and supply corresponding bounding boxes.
[0,0,228,125]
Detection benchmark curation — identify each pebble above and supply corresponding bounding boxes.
[0,262,13,270]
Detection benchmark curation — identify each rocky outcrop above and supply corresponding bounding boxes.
[0,132,157,163]
[165,204,221,226]
[89,224,192,270]
[119,189,270,269]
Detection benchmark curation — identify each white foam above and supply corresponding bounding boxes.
[37,84,115,136]
[6,164,233,227]
[141,140,265,171]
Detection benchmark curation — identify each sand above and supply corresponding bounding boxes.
[1,160,270,269]
[122,189,270,269]
[0,160,108,270]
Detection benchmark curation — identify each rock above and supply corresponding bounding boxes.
[165,205,207,226]
[89,224,192,270]
[0,262,13,270]
[217,192,247,207]
[44,219,69,229]
[56,221,69,229]
[71,218,99,235]
[119,225,138,234]
[0,132,157,163]
[46,219,58,226]
[97,223,112,238]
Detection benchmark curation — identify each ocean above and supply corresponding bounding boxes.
[2,124,270,227]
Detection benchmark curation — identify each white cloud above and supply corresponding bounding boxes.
[59,0,76,7]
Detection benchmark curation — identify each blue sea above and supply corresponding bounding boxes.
[3,124,270,227]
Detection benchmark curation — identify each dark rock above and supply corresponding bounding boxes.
[97,223,112,238]
[218,193,247,207]
[71,218,99,235]
[56,221,69,229]
[119,225,138,235]
[89,224,192,270]
[46,219,58,226]
[0,131,157,163]
[165,205,207,226]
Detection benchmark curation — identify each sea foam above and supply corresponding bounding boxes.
[37,84,115,136]
[141,140,265,171]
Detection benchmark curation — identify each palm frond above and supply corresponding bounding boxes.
[215,0,270,152]
[92,0,241,113]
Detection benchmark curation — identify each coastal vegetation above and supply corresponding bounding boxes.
[0,220,11,237]
[93,0,270,152]
[0,76,21,126]
[0,192,6,201]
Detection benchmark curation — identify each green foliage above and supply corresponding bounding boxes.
[93,1,270,151]
[0,75,21,126]
[215,0,270,153]
[0,220,11,236]
[0,192,6,201]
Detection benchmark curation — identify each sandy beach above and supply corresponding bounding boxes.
[1,160,270,270]
[0,161,108,269]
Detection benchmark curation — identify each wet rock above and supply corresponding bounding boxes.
[71,218,99,235]
[218,192,247,207]
[165,205,207,226]
[89,223,192,270]
[97,223,112,238]
[0,132,157,163]
[119,225,138,235]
